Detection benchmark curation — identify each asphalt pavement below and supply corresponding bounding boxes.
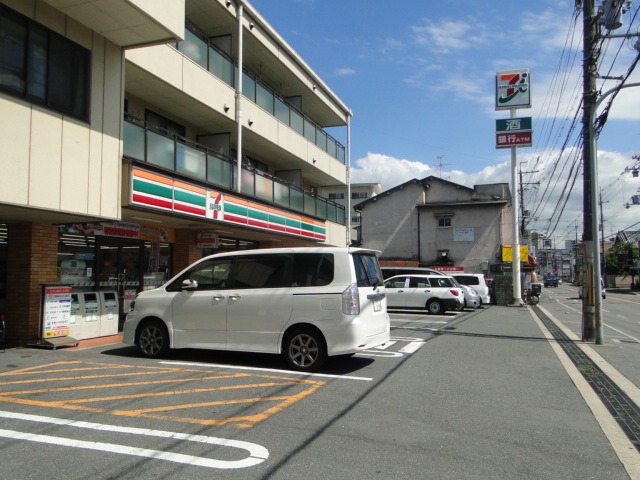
[1,295,640,479]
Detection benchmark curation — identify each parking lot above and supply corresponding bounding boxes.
[3,304,627,480]
[0,309,467,477]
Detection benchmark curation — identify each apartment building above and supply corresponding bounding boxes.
[0,0,352,346]
[320,183,382,244]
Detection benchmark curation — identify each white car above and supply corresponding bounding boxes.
[578,278,606,299]
[123,247,390,372]
[452,273,491,305]
[384,275,463,314]
[460,285,481,309]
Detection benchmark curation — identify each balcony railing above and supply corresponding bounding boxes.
[174,25,346,164]
[123,114,346,225]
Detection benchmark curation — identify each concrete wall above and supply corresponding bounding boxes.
[359,182,426,260]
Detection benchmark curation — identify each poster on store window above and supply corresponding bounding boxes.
[41,285,72,338]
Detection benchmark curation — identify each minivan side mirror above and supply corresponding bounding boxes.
[182,279,198,291]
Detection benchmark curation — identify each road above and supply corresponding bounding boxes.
[0,301,635,479]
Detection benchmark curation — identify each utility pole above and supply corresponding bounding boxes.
[599,189,608,273]
[581,0,598,342]
[518,163,539,238]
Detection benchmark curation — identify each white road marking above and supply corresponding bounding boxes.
[373,341,396,350]
[0,410,268,469]
[399,342,425,354]
[159,361,373,381]
[355,350,403,358]
[603,324,640,343]
[391,319,448,324]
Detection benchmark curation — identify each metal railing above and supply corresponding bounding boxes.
[173,26,346,164]
[123,114,345,225]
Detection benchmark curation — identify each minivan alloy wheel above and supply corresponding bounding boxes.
[138,320,169,358]
[285,329,327,371]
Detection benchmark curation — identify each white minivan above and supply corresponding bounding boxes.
[123,247,390,371]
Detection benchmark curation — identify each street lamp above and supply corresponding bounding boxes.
[587,82,640,344]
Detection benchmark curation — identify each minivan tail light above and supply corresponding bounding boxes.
[343,283,360,315]
[450,289,460,296]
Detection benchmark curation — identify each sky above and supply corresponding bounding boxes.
[248,0,640,246]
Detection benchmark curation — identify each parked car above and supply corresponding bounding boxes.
[544,275,559,287]
[578,278,606,299]
[383,275,463,314]
[381,266,445,280]
[452,273,491,305]
[123,247,390,372]
[460,285,481,309]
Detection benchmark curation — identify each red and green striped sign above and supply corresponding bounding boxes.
[131,168,326,241]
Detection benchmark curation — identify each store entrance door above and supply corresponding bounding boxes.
[96,237,143,329]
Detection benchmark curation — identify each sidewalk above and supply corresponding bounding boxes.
[383,302,640,479]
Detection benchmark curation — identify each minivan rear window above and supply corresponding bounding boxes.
[292,253,334,287]
[233,254,290,288]
[353,253,383,287]
[455,276,479,286]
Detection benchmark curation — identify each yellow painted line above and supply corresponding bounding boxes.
[0,362,326,429]
[111,381,324,428]
[0,373,257,395]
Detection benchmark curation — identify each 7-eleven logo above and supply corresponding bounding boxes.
[496,69,530,108]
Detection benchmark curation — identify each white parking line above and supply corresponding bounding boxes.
[391,319,448,324]
[0,410,268,469]
[159,361,373,381]
[399,342,425,354]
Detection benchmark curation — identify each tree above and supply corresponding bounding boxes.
[604,241,639,277]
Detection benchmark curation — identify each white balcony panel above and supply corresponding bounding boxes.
[43,0,185,47]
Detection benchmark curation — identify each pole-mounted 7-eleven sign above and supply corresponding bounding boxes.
[495,69,531,110]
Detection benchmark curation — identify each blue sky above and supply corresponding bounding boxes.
[248,0,640,244]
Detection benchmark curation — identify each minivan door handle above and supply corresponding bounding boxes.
[212,294,225,301]
[228,293,241,300]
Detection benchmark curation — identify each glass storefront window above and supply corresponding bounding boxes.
[57,233,96,289]
[143,242,170,290]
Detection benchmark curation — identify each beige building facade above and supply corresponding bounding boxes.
[0,0,352,346]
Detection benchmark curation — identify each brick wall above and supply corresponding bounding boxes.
[172,229,201,274]
[5,223,58,346]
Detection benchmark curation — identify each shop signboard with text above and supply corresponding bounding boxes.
[42,286,72,338]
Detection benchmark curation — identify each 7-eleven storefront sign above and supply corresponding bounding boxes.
[131,168,326,241]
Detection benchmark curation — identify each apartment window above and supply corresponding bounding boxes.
[328,193,345,200]
[0,5,90,121]
[437,217,452,228]
[351,216,361,224]
[351,192,368,200]
[146,110,186,137]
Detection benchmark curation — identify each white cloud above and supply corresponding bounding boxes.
[411,19,491,53]
[350,149,639,241]
[334,67,356,77]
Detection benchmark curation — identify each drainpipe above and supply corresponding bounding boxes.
[235,1,245,192]
[416,205,421,264]
[346,114,351,246]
